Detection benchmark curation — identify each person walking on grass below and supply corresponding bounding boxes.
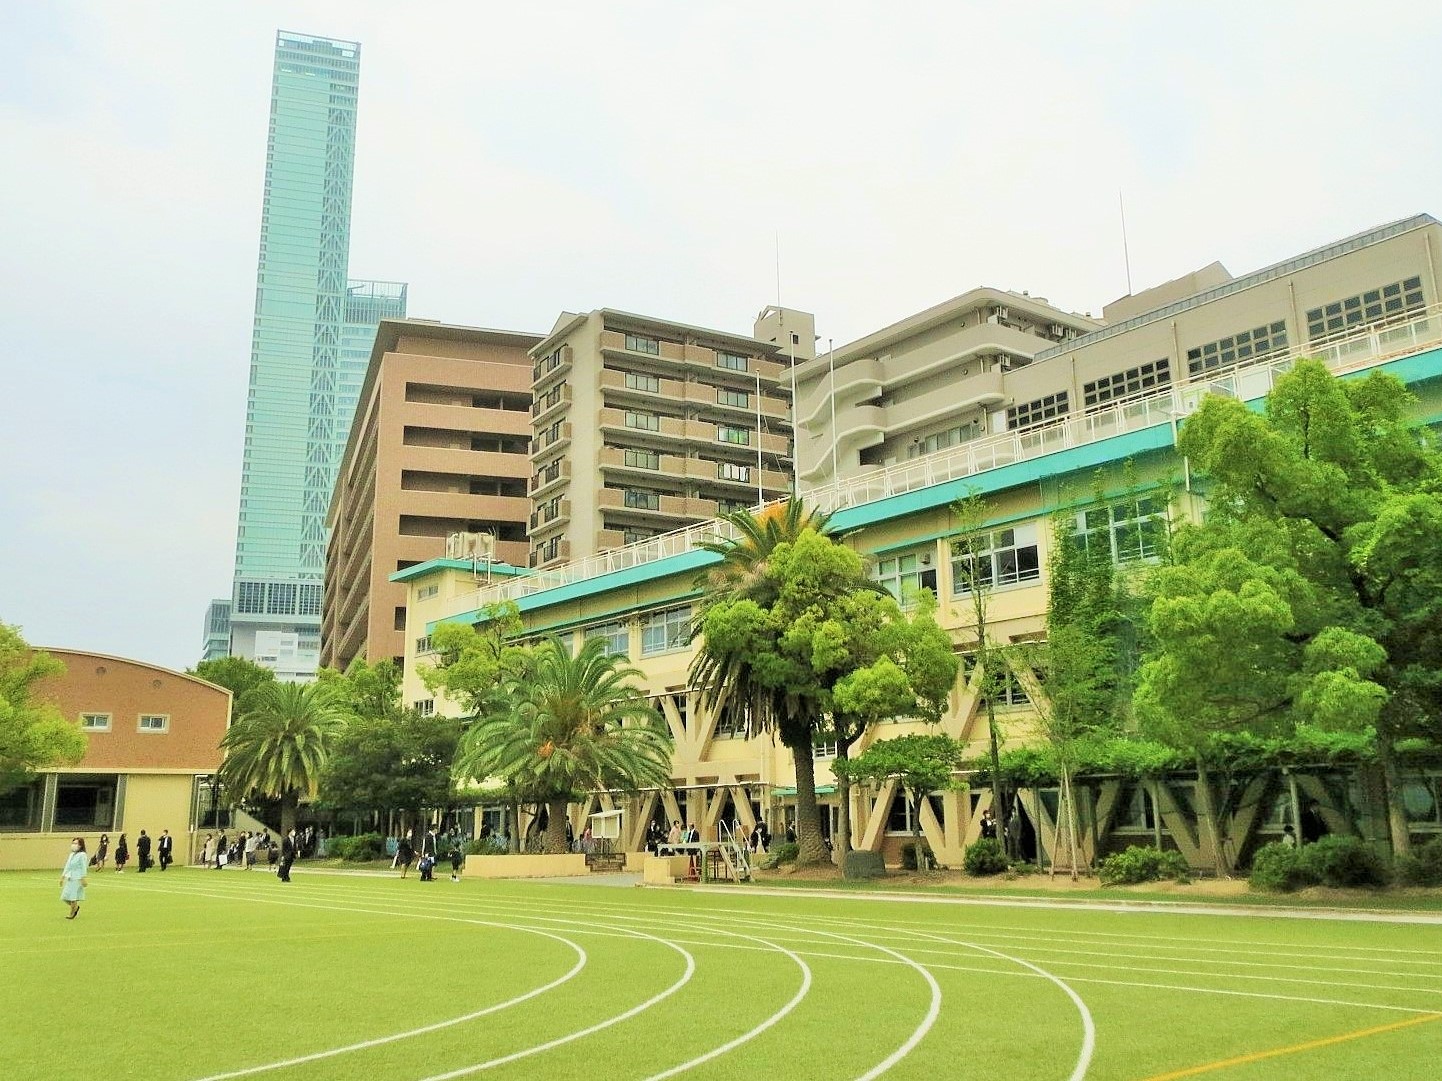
[158,829,173,870]
[396,836,415,878]
[244,830,259,870]
[136,830,152,873]
[113,833,129,872]
[61,838,89,918]
[94,833,109,871]
[214,830,228,869]
[449,844,463,883]
[278,828,297,883]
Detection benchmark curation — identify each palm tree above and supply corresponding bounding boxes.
[219,682,349,837]
[690,498,850,866]
[455,636,673,853]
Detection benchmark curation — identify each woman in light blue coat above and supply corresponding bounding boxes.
[61,837,89,919]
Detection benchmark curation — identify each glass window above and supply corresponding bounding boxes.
[1007,392,1069,431]
[585,621,629,658]
[873,547,939,603]
[625,371,660,393]
[138,714,169,732]
[1307,277,1425,339]
[718,462,751,482]
[624,448,660,469]
[717,351,749,372]
[1076,496,1167,563]
[53,775,117,830]
[413,699,435,716]
[0,778,43,831]
[717,425,752,445]
[625,333,660,355]
[236,581,265,614]
[1186,321,1289,377]
[950,524,1041,595]
[298,583,322,616]
[625,411,660,432]
[1113,785,1157,830]
[1083,359,1172,409]
[624,488,660,510]
[641,605,691,655]
[80,713,111,731]
[415,635,434,654]
[717,387,749,408]
[266,582,296,616]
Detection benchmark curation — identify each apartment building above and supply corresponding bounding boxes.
[526,306,812,569]
[396,213,1442,870]
[321,319,541,671]
[793,289,1100,487]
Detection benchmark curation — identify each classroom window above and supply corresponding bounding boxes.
[641,605,692,655]
[950,525,1041,594]
[873,548,938,603]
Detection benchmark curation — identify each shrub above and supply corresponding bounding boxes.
[1249,842,1313,892]
[963,838,1009,876]
[464,837,508,856]
[328,832,386,862]
[900,841,936,871]
[758,841,799,869]
[1098,845,1191,887]
[1297,835,1391,889]
[1395,837,1442,887]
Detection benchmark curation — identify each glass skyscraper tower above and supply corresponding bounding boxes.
[214,31,406,679]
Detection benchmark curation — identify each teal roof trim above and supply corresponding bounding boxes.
[430,549,717,633]
[389,559,528,584]
[829,425,1176,534]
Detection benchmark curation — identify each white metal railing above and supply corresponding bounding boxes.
[452,305,1442,615]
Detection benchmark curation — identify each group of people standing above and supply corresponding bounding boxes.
[393,828,464,882]
[644,817,771,853]
[85,830,174,873]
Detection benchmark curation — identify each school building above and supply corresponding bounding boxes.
[394,215,1442,872]
[0,650,230,871]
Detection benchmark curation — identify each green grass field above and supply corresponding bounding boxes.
[4,867,1440,1081]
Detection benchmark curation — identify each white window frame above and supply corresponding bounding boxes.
[584,621,629,658]
[950,524,1041,596]
[717,425,752,445]
[1077,496,1167,564]
[80,713,111,732]
[137,714,170,733]
[873,546,939,604]
[641,605,692,656]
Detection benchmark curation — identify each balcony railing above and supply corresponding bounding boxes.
[452,304,1442,616]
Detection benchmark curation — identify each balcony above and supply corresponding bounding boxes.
[528,422,572,461]
[599,368,687,403]
[598,330,687,362]
[529,499,571,529]
[529,458,571,495]
[598,407,688,441]
[530,383,572,420]
[597,446,688,478]
[531,345,572,391]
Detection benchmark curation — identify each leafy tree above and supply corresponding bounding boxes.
[318,710,464,827]
[1136,360,1442,855]
[0,624,86,796]
[691,499,849,866]
[188,655,276,720]
[694,516,956,866]
[219,681,350,836]
[453,636,672,853]
[317,657,404,719]
[834,733,966,872]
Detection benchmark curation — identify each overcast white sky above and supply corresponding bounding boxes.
[3,1,1439,671]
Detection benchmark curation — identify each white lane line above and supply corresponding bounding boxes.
[904,927,1095,1081]
[639,931,812,1081]
[413,930,696,1081]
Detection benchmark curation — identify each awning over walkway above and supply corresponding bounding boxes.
[771,785,837,798]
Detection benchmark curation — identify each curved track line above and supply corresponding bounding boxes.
[412,929,695,1081]
[638,930,812,1081]
[905,927,1095,1081]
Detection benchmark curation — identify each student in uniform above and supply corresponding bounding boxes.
[61,838,90,919]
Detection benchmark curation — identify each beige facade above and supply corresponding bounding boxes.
[323,320,543,670]
[398,212,1442,871]
[794,288,1100,487]
[0,650,230,871]
[526,307,810,569]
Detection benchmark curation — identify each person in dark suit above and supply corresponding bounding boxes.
[278,829,297,882]
[421,828,438,862]
[136,830,152,872]
[157,830,174,870]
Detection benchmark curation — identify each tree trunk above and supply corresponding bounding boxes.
[508,801,520,853]
[1376,727,1412,856]
[788,735,828,866]
[910,791,927,873]
[280,791,297,839]
[1195,759,1230,877]
[985,698,1008,858]
[833,736,858,866]
[543,797,569,854]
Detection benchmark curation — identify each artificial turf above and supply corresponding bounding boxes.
[3,865,1440,1080]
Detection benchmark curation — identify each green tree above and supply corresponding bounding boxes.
[690,499,847,866]
[317,657,404,719]
[1136,360,1442,855]
[0,624,86,796]
[188,655,276,720]
[318,710,464,827]
[454,636,673,853]
[833,733,965,872]
[219,681,350,836]
[693,517,956,867]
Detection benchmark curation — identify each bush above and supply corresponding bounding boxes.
[464,837,508,856]
[963,838,1009,876]
[327,832,386,862]
[1297,835,1391,889]
[758,841,799,869]
[1098,845,1192,887]
[900,841,935,871]
[1395,837,1442,887]
[1249,842,1311,892]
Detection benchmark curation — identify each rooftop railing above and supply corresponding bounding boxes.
[453,304,1442,615]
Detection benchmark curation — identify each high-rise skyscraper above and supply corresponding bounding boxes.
[215,31,406,680]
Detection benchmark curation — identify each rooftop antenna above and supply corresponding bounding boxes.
[1119,190,1134,296]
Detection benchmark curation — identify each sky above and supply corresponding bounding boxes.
[2,1,1440,672]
